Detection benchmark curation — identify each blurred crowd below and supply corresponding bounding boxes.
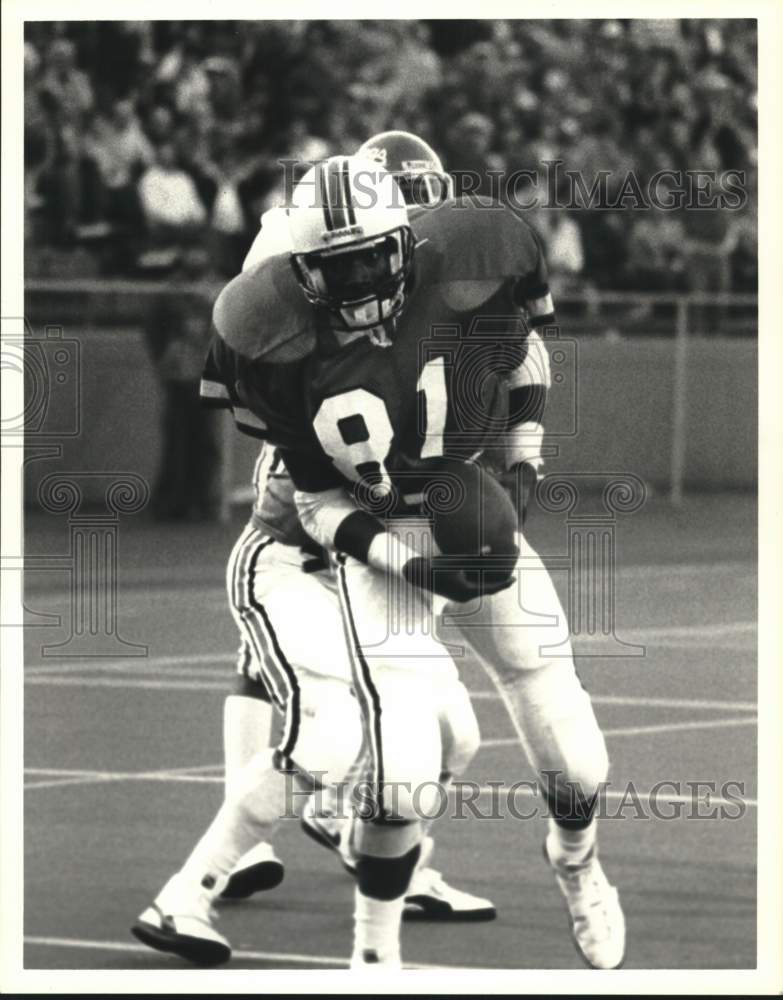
[25,19,757,295]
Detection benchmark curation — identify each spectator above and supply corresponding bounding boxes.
[24,42,53,216]
[144,245,221,521]
[138,141,207,238]
[24,19,758,294]
[39,38,93,123]
[448,112,505,198]
[532,208,586,296]
[624,212,687,293]
[146,104,175,146]
[84,99,154,230]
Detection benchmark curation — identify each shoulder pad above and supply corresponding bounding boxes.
[412,197,540,284]
[213,255,316,363]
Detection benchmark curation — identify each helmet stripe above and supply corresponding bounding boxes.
[340,159,357,226]
[318,161,335,231]
[326,158,347,230]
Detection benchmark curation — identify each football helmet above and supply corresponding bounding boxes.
[356,131,454,207]
[288,155,416,336]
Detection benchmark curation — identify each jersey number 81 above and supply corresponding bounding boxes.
[312,358,448,484]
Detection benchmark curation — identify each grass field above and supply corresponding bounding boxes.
[21,493,757,970]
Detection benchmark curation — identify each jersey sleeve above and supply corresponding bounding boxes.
[416,199,556,327]
[504,329,550,473]
[510,222,556,328]
[200,331,270,439]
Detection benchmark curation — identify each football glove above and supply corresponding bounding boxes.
[402,551,517,604]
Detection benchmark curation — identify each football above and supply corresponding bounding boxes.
[419,457,519,580]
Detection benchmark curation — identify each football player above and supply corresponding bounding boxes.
[218,134,495,920]
[132,150,497,969]
[135,142,624,969]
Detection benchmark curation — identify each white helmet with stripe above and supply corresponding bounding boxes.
[287,155,416,337]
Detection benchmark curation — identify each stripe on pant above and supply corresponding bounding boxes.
[335,554,385,817]
[231,527,302,766]
[231,528,285,709]
[246,550,301,768]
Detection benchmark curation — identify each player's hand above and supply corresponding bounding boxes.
[498,462,538,526]
[402,553,516,604]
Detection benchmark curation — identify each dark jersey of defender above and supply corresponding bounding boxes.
[202,198,554,495]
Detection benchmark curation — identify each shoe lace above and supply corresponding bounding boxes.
[411,866,446,893]
[559,858,613,939]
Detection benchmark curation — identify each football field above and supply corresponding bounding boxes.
[21,493,757,970]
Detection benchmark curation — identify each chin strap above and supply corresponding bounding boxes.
[367,325,393,348]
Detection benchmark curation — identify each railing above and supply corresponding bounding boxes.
[21,283,758,509]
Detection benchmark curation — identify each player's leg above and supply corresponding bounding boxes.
[402,678,495,922]
[221,531,355,897]
[223,530,499,923]
[132,537,358,964]
[219,521,286,897]
[442,532,624,968]
[220,667,285,898]
[335,553,449,966]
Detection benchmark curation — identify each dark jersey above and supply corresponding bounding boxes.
[202,198,554,496]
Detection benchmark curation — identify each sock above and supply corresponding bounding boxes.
[547,815,597,867]
[223,694,273,798]
[353,890,406,960]
[174,749,286,897]
[351,819,421,961]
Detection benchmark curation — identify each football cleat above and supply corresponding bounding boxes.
[131,876,231,966]
[301,801,497,922]
[350,947,402,969]
[544,834,626,970]
[404,866,496,922]
[219,841,285,900]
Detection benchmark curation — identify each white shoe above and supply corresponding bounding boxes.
[131,875,231,965]
[220,841,285,900]
[404,865,496,921]
[350,947,402,969]
[544,834,626,969]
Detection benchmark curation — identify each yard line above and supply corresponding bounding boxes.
[23,673,757,712]
[25,652,232,676]
[592,694,756,711]
[24,558,754,599]
[481,715,756,747]
[22,767,756,808]
[25,676,229,692]
[24,621,757,677]
[22,935,466,970]
[23,618,754,678]
[24,764,225,791]
[25,775,126,791]
[585,621,755,641]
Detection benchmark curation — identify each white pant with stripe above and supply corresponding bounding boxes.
[226,520,480,804]
[333,534,481,822]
